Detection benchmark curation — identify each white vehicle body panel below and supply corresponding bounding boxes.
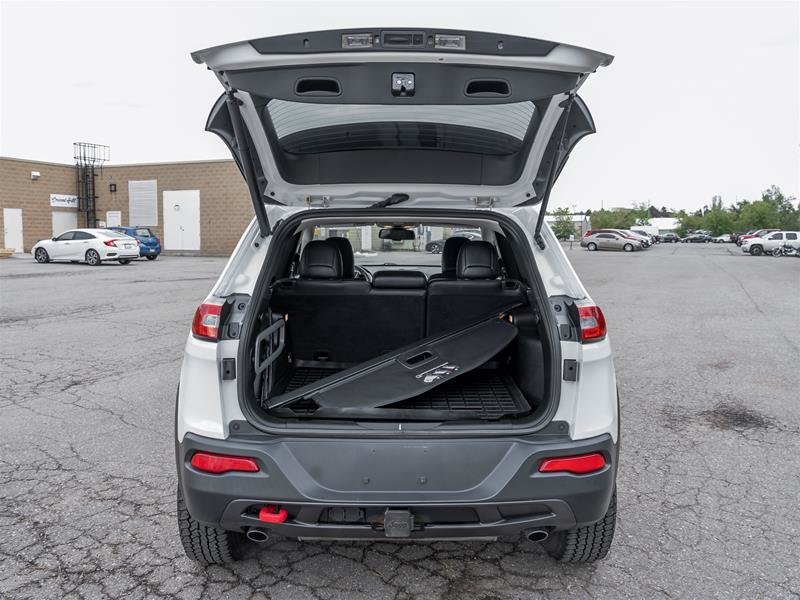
[177,206,617,444]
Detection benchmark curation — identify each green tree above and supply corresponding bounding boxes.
[550,207,576,239]
[737,200,781,230]
[590,209,636,230]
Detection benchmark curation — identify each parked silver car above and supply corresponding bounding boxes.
[581,232,642,252]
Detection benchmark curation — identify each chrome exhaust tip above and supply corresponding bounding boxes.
[246,527,270,543]
[525,528,549,543]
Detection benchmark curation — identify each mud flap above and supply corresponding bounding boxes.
[267,317,518,411]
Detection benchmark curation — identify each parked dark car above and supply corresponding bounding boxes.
[108,226,161,259]
[425,231,481,253]
[682,233,711,243]
[659,233,680,243]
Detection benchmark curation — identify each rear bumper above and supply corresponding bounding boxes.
[177,431,617,539]
[139,246,161,256]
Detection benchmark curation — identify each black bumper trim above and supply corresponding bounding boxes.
[178,431,617,538]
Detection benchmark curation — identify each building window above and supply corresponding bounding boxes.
[128,180,157,226]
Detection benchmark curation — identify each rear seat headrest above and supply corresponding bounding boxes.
[456,241,499,279]
[299,240,342,279]
[440,236,470,276]
[371,270,427,289]
[326,237,355,279]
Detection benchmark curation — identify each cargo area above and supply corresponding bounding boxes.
[239,213,556,425]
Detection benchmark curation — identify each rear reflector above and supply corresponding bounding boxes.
[539,452,606,475]
[191,302,223,341]
[578,305,607,342]
[190,452,259,474]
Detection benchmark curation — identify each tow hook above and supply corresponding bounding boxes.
[258,504,288,524]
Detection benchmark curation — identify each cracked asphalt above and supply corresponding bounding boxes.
[1,243,799,599]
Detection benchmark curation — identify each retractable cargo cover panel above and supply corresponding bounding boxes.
[267,317,517,411]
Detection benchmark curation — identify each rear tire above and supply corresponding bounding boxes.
[34,248,49,263]
[543,492,617,563]
[749,245,763,256]
[587,242,597,251]
[85,249,101,266]
[623,243,634,252]
[118,259,131,265]
[146,255,157,260]
[177,486,249,565]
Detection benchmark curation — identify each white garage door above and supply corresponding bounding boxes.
[163,190,200,250]
[52,210,78,237]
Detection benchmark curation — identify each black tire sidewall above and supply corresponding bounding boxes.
[624,243,633,252]
[35,248,49,263]
[86,249,101,266]
[588,243,597,251]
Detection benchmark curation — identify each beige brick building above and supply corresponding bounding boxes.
[0,156,252,255]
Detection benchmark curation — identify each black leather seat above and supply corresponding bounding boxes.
[428,236,470,281]
[271,240,371,363]
[427,241,525,335]
[326,237,355,279]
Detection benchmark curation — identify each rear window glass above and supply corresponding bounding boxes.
[312,224,484,267]
[134,228,152,237]
[99,229,133,238]
[267,100,535,155]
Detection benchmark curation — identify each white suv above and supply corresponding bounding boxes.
[741,231,800,255]
[176,29,618,566]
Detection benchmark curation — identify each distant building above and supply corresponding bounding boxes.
[633,217,680,235]
[544,213,592,237]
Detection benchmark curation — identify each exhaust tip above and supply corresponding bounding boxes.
[525,528,549,543]
[246,527,270,543]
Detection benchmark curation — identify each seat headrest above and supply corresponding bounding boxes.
[456,241,499,279]
[299,240,342,279]
[440,236,470,277]
[326,237,355,278]
[371,270,427,289]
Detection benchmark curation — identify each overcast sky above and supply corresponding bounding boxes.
[1,0,798,212]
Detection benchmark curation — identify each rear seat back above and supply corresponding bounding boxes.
[271,242,427,364]
[427,241,525,335]
[271,240,371,363]
[367,270,427,356]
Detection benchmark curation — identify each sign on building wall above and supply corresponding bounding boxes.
[128,180,158,226]
[49,194,78,208]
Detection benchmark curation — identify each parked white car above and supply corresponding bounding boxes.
[712,234,733,243]
[741,231,800,256]
[32,228,140,265]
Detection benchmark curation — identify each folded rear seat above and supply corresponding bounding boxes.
[427,241,525,335]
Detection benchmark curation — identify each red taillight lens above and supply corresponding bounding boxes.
[539,452,606,475]
[578,305,607,342]
[190,452,259,474]
[192,302,223,341]
[103,239,117,247]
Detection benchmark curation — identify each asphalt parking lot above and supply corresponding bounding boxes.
[1,243,799,599]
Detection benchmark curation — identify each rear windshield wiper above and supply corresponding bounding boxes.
[370,193,410,208]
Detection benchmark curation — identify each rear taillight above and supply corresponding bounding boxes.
[190,452,259,474]
[578,305,607,342]
[192,302,223,341]
[539,452,606,475]
[103,239,117,247]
